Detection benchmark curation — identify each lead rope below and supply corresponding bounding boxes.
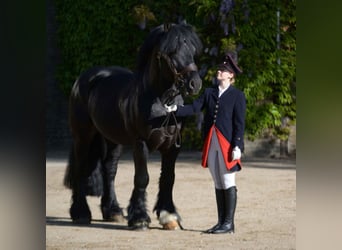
[172,111,182,148]
[160,111,182,148]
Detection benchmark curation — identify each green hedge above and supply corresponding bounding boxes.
[55,0,151,94]
[55,0,296,149]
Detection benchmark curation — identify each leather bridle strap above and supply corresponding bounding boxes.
[156,52,198,86]
[177,62,198,76]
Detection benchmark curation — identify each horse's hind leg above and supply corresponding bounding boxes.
[127,140,151,230]
[68,137,94,224]
[154,145,182,230]
[101,142,125,222]
[66,116,100,224]
[66,79,104,224]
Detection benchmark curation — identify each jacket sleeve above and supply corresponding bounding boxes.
[232,91,246,151]
[175,91,206,117]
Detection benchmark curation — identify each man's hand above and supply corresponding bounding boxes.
[231,146,241,161]
[164,104,177,113]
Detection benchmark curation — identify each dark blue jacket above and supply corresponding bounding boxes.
[176,85,246,151]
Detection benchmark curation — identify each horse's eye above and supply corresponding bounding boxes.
[183,39,187,44]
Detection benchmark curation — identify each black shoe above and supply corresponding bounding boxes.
[205,223,221,233]
[211,222,234,234]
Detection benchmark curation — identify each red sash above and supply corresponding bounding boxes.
[201,126,241,170]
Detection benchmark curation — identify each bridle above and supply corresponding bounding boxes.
[155,51,199,148]
[156,51,198,103]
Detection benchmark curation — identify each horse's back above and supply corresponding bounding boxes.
[72,66,133,103]
[71,66,140,144]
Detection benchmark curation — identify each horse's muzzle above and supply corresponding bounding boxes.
[187,72,202,95]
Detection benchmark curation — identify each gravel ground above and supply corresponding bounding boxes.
[46,152,296,249]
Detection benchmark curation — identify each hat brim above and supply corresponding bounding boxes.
[217,64,233,72]
[217,54,243,74]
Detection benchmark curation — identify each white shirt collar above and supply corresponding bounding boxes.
[218,84,230,97]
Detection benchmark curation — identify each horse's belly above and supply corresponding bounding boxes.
[146,126,179,151]
[88,103,132,145]
[91,114,134,145]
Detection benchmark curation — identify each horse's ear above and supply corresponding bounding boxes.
[163,23,172,32]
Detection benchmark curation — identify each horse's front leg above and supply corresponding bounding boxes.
[101,143,125,222]
[154,145,182,230]
[127,140,151,230]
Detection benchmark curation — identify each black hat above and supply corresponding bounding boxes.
[217,52,243,74]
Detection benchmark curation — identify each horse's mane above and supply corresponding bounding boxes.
[135,23,202,77]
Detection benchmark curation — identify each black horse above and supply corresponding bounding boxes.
[64,23,203,230]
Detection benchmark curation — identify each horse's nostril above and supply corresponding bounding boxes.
[189,80,195,89]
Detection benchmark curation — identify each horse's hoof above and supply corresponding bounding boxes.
[162,220,180,230]
[101,205,125,222]
[72,217,91,224]
[159,210,181,230]
[129,221,149,231]
[103,214,126,223]
[112,214,126,223]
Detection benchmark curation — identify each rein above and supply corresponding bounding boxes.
[156,88,182,148]
[160,111,182,148]
[155,52,198,148]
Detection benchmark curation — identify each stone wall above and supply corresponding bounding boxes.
[244,125,296,158]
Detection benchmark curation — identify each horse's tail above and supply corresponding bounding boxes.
[63,134,106,196]
[63,145,76,190]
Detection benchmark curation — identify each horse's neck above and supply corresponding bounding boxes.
[141,72,173,99]
[146,56,175,97]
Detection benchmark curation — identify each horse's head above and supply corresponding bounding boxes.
[157,23,203,96]
[136,23,203,98]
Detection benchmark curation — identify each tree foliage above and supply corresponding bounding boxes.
[54,0,296,147]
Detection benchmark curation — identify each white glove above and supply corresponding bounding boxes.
[231,146,241,161]
[164,104,177,113]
